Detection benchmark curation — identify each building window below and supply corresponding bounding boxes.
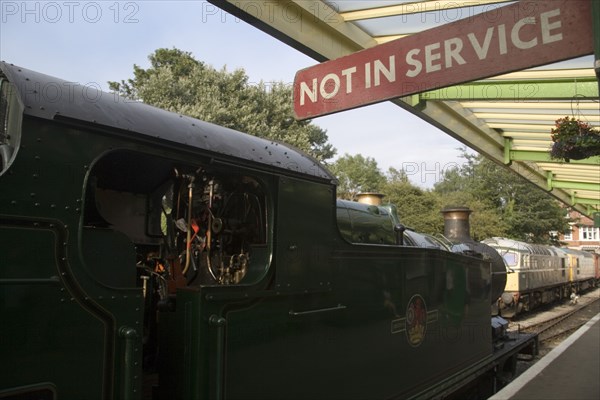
[563,228,573,241]
[580,226,599,241]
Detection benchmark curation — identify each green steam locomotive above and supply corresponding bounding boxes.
[0,62,532,400]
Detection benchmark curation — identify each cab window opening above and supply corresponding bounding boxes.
[0,79,23,174]
[82,150,269,291]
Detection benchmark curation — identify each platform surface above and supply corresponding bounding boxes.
[490,312,600,400]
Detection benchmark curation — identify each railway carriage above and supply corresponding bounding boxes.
[0,62,533,400]
[563,248,597,292]
[483,237,598,317]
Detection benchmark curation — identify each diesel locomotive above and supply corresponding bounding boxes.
[1,62,534,400]
[483,237,599,317]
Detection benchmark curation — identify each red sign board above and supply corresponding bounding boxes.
[293,0,593,120]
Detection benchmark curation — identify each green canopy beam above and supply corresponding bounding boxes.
[503,138,600,165]
[575,197,600,206]
[547,173,600,192]
[508,150,600,165]
[566,192,599,208]
[420,79,598,101]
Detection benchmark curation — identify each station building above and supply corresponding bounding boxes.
[561,210,600,253]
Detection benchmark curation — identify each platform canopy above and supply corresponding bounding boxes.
[208,0,600,217]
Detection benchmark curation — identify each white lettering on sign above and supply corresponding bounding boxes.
[296,6,573,110]
[405,9,563,78]
[541,8,563,44]
[374,56,396,86]
[468,28,493,60]
[512,17,537,49]
[341,67,356,93]
[444,38,465,68]
[299,79,317,106]
[299,56,397,106]
[320,73,340,99]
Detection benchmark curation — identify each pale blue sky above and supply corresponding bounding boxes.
[0,0,468,187]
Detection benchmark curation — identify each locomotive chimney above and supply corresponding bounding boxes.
[441,207,473,243]
[441,206,508,308]
[356,192,385,206]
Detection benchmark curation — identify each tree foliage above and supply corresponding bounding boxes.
[328,154,386,200]
[383,168,443,235]
[434,149,569,244]
[109,48,335,161]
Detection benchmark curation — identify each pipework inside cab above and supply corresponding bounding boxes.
[83,150,271,295]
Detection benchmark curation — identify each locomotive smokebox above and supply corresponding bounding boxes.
[441,207,507,308]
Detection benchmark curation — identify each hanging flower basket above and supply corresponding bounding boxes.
[550,117,600,162]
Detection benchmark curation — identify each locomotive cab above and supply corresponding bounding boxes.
[81,149,275,383]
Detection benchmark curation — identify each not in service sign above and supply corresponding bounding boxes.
[293,0,593,120]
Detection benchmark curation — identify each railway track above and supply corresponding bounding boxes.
[536,297,600,348]
[510,287,599,364]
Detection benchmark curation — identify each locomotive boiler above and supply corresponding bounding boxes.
[0,62,533,400]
